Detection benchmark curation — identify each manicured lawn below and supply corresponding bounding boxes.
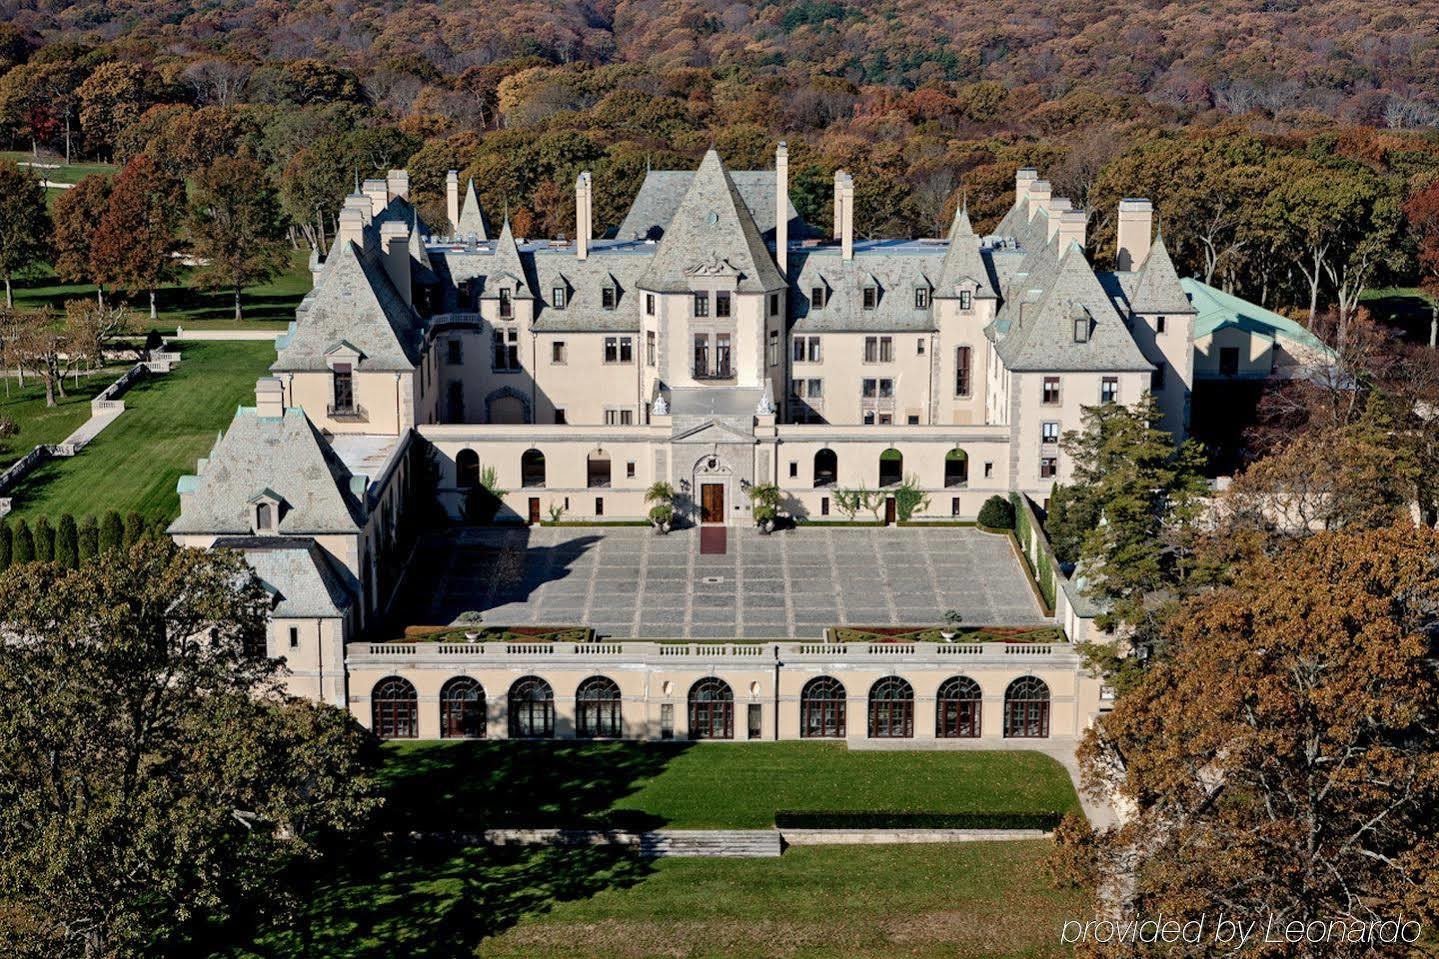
[3,342,275,522]
[378,741,1080,830]
[0,369,122,468]
[1,151,119,184]
[1361,286,1437,343]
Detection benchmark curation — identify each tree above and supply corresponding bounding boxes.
[0,414,16,457]
[0,160,51,308]
[0,307,77,407]
[99,510,123,553]
[54,514,77,569]
[31,516,53,562]
[0,521,9,570]
[1079,524,1439,947]
[76,515,97,563]
[90,154,184,319]
[0,544,381,958]
[63,298,137,367]
[188,156,291,321]
[1403,179,1439,347]
[977,495,1014,530]
[51,174,112,303]
[122,510,144,546]
[11,519,32,564]
[75,62,164,159]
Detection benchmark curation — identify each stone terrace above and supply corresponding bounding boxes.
[394,526,1048,640]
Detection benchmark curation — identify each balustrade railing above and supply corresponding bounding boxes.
[350,640,1065,662]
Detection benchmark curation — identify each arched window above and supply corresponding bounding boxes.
[456,449,480,488]
[867,676,914,738]
[508,676,554,739]
[587,452,611,489]
[801,676,847,738]
[255,502,273,530]
[944,449,968,488]
[1004,676,1050,739]
[440,677,486,739]
[521,448,546,488]
[576,675,622,738]
[372,676,417,739]
[937,676,982,738]
[814,448,837,488]
[879,448,902,488]
[688,677,733,740]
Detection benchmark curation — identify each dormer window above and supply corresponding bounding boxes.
[692,292,709,317]
[811,286,827,308]
[249,490,285,535]
[498,287,512,318]
[862,286,877,310]
[256,503,273,531]
[552,286,566,309]
[914,287,930,309]
[959,290,972,311]
[601,286,617,310]
[715,291,732,318]
[1073,317,1090,343]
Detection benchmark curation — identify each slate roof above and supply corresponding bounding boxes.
[637,150,786,294]
[618,170,804,242]
[455,178,490,239]
[789,245,943,332]
[274,239,422,372]
[1127,235,1195,315]
[935,203,995,300]
[213,537,354,618]
[168,408,366,536]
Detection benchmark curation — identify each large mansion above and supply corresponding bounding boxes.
[167,145,1323,740]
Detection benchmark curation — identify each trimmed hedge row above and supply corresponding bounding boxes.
[1010,493,1058,612]
[0,510,167,573]
[774,810,1066,831]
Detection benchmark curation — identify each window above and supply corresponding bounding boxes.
[801,676,846,738]
[645,293,655,316]
[647,331,656,366]
[493,328,519,371]
[811,286,827,308]
[748,703,763,739]
[1004,676,1050,738]
[372,677,418,739]
[794,335,821,363]
[914,287,930,309]
[1040,456,1058,479]
[907,415,919,425]
[601,286,617,310]
[1041,421,1060,445]
[576,676,622,738]
[955,346,972,397]
[551,341,567,364]
[332,363,354,412]
[1074,316,1090,343]
[498,287,512,318]
[521,448,546,487]
[937,676,981,738]
[604,409,633,425]
[863,336,892,363]
[1156,315,1167,333]
[688,678,733,739]
[447,340,462,365]
[553,408,566,424]
[715,334,731,377]
[917,338,925,355]
[456,449,480,488]
[789,461,798,478]
[256,503,273,530]
[619,337,633,363]
[959,289,972,311]
[587,453,611,488]
[693,334,709,377]
[448,381,465,422]
[660,703,674,740]
[944,449,968,487]
[1042,376,1061,405]
[595,497,604,515]
[769,293,780,315]
[879,448,902,487]
[984,461,993,479]
[693,334,730,378]
[767,329,780,367]
[814,449,837,487]
[864,411,875,425]
[715,291,732,317]
[1150,366,1165,392]
[692,292,709,317]
[868,676,914,738]
[288,626,299,649]
[626,461,636,479]
[820,496,830,516]
[1220,347,1240,376]
[604,337,631,363]
[951,497,961,516]
[862,286,877,310]
[1101,376,1119,404]
[508,676,554,738]
[552,286,566,309]
[440,677,486,739]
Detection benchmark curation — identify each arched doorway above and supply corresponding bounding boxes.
[944,449,968,487]
[937,676,982,738]
[440,677,486,739]
[1003,676,1050,738]
[879,448,902,487]
[867,676,914,738]
[456,449,480,488]
[801,676,847,738]
[688,677,734,739]
[814,448,837,487]
[576,675,623,738]
[372,676,418,739]
[508,676,555,738]
[521,448,546,487]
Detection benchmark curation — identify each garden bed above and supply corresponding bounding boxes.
[401,625,595,644]
[827,625,1066,644]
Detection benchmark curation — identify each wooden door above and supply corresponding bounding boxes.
[700,483,725,524]
[528,497,540,525]
[884,496,897,525]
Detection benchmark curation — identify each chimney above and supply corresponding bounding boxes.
[1116,198,1153,271]
[1015,168,1039,205]
[775,142,789,279]
[1045,197,1073,242]
[446,170,460,235]
[255,377,284,419]
[362,178,388,216]
[380,221,412,307]
[832,170,846,241]
[336,199,369,251]
[575,171,592,260]
[386,169,409,201]
[837,172,854,261]
[1026,180,1052,223]
[1057,209,1087,251]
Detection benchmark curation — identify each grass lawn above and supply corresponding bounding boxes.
[10,249,309,331]
[0,369,124,468]
[3,342,275,522]
[1361,286,1437,343]
[378,741,1080,831]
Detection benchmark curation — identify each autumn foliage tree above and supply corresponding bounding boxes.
[1079,524,1439,954]
[187,155,290,320]
[90,154,184,319]
[0,159,50,308]
[50,173,112,302]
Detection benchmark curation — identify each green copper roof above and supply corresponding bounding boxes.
[1180,278,1328,351]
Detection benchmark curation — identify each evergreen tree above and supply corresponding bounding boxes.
[33,516,54,563]
[78,515,99,563]
[0,521,10,571]
[12,519,33,564]
[123,511,145,547]
[100,511,124,553]
[56,514,78,569]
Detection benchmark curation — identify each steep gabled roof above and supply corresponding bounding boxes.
[618,170,804,242]
[1128,234,1196,315]
[994,242,1152,372]
[481,219,533,298]
[274,239,421,372]
[214,537,355,618]
[455,178,489,239]
[169,408,366,536]
[935,202,995,299]
[638,150,785,294]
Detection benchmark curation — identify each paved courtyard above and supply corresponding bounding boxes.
[396,526,1048,640]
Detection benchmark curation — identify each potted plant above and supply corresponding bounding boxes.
[455,610,484,641]
[747,483,781,534]
[645,482,676,534]
[940,609,963,642]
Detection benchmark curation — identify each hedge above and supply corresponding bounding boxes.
[774,810,1065,831]
[1011,493,1057,612]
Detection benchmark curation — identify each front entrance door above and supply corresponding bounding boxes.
[884,496,897,525]
[700,483,725,524]
[528,497,540,525]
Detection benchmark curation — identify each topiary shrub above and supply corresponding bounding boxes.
[0,521,10,571]
[78,516,99,562]
[56,514,79,569]
[100,511,124,553]
[977,495,1015,530]
[12,519,34,565]
[33,516,54,563]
